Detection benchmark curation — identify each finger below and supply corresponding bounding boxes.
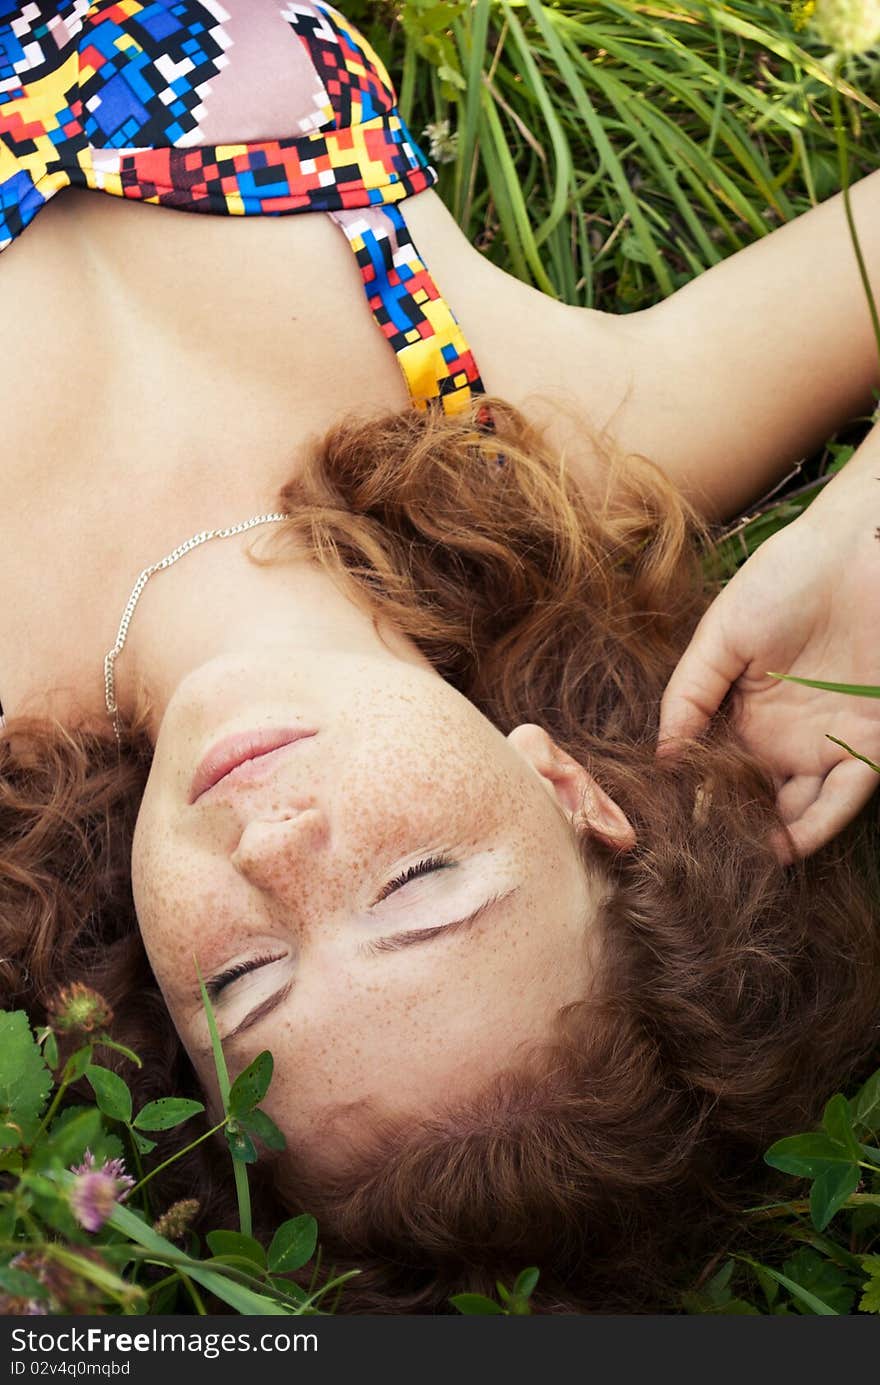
[776,774,824,825]
[773,758,880,861]
[658,608,747,753]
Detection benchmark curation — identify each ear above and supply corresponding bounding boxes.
[507,723,636,851]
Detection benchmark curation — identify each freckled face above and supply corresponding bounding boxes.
[131,651,597,1160]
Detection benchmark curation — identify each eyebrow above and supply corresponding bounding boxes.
[223,979,294,1043]
[364,888,514,954]
[217,888,518,1043]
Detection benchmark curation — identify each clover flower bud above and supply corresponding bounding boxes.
[47,982,113,1035]
[69,1150,134,1232]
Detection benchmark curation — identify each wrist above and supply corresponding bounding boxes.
[801,423,880,540]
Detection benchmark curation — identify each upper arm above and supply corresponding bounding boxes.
[603,171,880,523]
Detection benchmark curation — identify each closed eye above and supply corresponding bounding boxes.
[204,952,285,999]
[374,854,454,904]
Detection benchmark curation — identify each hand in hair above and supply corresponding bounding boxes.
[656,505,880,862]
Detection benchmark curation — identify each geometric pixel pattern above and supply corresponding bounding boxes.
[332,202,483,412]
[0,1,484,416]
[281,1,393,129]
[77,0,232,149]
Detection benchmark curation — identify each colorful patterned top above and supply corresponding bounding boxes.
[0,0,485,413]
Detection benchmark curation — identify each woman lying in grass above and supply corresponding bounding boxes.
[2,0,880,1312]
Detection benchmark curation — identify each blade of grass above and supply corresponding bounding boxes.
[825,735,880,776]
[524,1,674,295]
[480,85,557,293]
[452,0,491,226]
[499,2,574,247]
[584,61,721,266]
[736,1255,839,1315]
[768,675,880,698]
[196,958,252,1238]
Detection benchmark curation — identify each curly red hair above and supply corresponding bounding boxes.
[2,401,879,1311]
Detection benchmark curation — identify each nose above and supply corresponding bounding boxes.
[230,806,330,898]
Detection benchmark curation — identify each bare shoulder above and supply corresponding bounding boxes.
[403,190,650,474]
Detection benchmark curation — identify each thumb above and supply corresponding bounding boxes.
[658,604,748,754]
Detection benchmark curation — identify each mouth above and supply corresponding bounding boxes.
[189,728,318,804]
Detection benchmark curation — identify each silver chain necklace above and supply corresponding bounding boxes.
[103,511,288,741]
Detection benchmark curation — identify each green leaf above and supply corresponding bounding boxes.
[811,1163,861,1231]
[780,1250,856,1316]
[269,1275,307,1302]
[0,1125,22,1150]
[858,1256,880,1313]
[852,1071,880,1135]
[206,1230,267,1269]
[705,1259,735,1301]
[228,1052,273,1118]
[765,1132,858,1178]
[226,1125,258,1164]
[682,1258,760,1314]
[512,1266,540,1300]
[753,1262,780,1309]
[268,1215,318,1274]
[621,232,652,264]
[437,62,466,90]
[92,1035,142,1069]
[740,1259,839,1315]
[133,1098,205,1132]
[0,1011,53,1143]
[32,1106,108,1171]
[150,1279,183,1315]
[61,1045,93,1085]
[242,1107,286,1152]
[507,1295,533,1316]
[0,1202,17,1240]
[43,1031,59,1071]
[450,1292,505,1315]
[0,1265,50,1301]
[822,1093,861,1159]
[132,1130,157,1156]
[85,1065,133,1125]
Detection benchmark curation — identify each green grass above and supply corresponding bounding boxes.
[347,0,880,311]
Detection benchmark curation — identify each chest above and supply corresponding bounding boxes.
[0,191,413,722]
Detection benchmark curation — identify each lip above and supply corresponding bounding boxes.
[189,728,318,804]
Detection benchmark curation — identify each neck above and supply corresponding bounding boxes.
[118,524,427,743]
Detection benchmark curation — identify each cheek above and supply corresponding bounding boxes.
[131,804,224,981]
[336,732,522,854]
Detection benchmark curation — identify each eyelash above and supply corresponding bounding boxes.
[206,856,454,998]
[205,953,282,1000]
[374,854,453,903]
